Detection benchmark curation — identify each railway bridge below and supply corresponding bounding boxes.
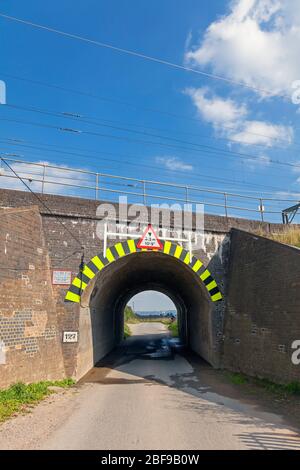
[0,188,299,388]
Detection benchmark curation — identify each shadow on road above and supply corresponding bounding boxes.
[79,322,300,450]
[236,431,300,450]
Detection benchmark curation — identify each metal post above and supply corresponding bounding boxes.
[282,211,286,225]
[260,198,264,222]
[95,173,99,200]
[224,193,228,219]
[185,186,189,204]
[143,181,146,205]
[41,164,46,194]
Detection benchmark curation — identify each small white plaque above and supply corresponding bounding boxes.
[63,331,78,343]
[52,270,72,285]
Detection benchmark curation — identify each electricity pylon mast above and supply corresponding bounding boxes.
[282,203,300,224]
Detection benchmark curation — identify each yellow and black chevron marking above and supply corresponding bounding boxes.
[65,240,223,304]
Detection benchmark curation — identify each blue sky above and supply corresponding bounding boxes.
[1,0,300,222]
[128,291,175,313]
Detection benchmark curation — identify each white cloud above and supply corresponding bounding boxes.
[156,156,193,171]
[0,160,93,195]
[184,87,247,127]
[295,164,300,183]
[245,153,271,170]
[230,120,294,146]
[0,80,6,105]
[185,0,300,97]
[185,86,293,147]
[293,162,300,175]
[276,190,300,197]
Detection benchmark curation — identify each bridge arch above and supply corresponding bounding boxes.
[66,240,223,378]
[65,239,222,304]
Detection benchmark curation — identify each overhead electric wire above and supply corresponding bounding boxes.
[2,155,294,217]
[2,164,274,196]
[0,135,292,186]
[1,115,300,173]
[3,169,242,202]
[1,73,295,149]
[0,14,296,230]
[2,150,299,204]
[0,156,84,249]
[1,149,280,194]
[0,140,296,196]
[0,135,296,194]
[0,13,290,99]
[0,129,292,185]
[4,102,299,157]
[3,101,299,187]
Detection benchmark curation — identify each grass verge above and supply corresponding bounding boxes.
[123,305,138,338]
[256,227,300,248]
[227,372,300,396]
[168,320,179,337]
[0,378,74,422]
[124,323,131,338]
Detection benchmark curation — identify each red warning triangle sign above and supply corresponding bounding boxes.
[137,224,163,250]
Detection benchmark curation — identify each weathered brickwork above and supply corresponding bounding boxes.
[0,206,65,388]
[223,229,300,384]
[0,189,299,387]
[0,187,290,235]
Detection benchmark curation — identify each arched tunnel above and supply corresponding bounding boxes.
[75,249,219,378]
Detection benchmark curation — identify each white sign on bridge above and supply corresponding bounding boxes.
[52,270,72,285]
[62,331,78,343]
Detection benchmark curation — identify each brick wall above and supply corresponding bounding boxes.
[0,206,65,388]
[0,187,294,235]
[223,229,300,383]
[1,190,300,387]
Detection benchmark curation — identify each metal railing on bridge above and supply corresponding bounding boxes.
[0,158,299,223]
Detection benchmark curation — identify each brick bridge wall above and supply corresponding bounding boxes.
[0,206,65,388]
[0,189,299,387]
[223,229,300,384]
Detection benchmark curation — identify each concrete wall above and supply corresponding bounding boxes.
[0,207,65,388]
[223,229,300,384]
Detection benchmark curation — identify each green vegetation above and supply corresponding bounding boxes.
[254,378,300,395]
[168,320,179,337]
[0,379,74,422]
[124,306,140,324]
[256,227,300,248]
[138,317,171,324]
[227,372,249,385]
[227,372,300,396]
[123,305,139,338]
[124,323,131,338]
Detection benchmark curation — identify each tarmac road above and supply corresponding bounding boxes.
[1,322,300,450]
